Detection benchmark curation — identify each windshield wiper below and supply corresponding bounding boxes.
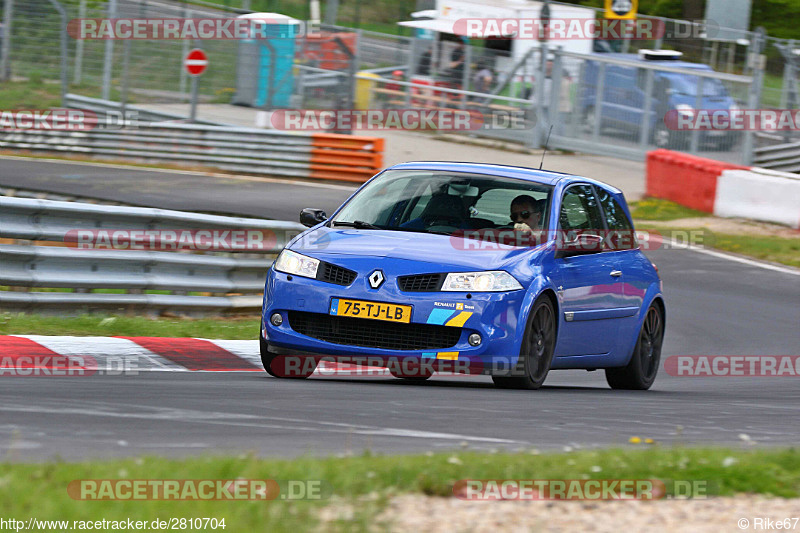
[331,220,381,229]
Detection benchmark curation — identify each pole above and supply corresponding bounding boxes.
[190,76,198,122]
[45,0,68,105]
[322,0,336,26]
[73,0,85,84]
[121,40,130,118]
[1,0,13,82]
[179,8,192,95]
[101,0,117,100]
[742,28,765,166]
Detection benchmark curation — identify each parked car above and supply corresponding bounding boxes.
[261,162,665,390]
[579,50,740,150]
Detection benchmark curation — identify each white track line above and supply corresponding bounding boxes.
[661,237,800,276]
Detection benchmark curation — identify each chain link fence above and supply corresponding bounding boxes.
[0,0,797,167]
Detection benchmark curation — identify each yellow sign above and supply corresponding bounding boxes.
[605,0,638,19]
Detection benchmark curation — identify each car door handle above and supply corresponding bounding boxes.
[610,270,622,277]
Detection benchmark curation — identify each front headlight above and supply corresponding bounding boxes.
[274,249,319,279]
[441,271,522,292]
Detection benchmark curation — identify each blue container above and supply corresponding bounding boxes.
[234,15,298,108]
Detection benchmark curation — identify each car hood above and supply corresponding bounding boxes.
[290,226,539,271]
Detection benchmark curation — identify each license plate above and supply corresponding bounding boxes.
[330,298,412,323]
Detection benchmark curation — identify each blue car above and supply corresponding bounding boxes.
[579,52,739,150]
[261,162,665,390]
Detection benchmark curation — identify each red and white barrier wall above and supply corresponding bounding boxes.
[0,335,389,376]
[646,149,800,229]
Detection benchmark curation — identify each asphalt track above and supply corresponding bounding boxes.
[0,157,356,221]
[0,157,798,461]
[2,241,799,461]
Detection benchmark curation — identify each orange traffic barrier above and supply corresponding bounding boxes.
[646,149,748,213]
[310,133,384,182]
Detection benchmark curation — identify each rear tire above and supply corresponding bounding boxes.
[492,296,556,390]
[605,303,664,390]
[260,335,317,378]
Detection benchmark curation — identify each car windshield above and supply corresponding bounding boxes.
[330,170,553,237]
[665,73,729,97]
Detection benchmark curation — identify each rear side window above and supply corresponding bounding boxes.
[558,185,604,235]
[596,187,636,250]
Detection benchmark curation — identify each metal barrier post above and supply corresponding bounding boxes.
[0,0,12,81]
[743,28,766,166]
[461,44,472,110]
[549,47,563,135]
[689,77,703,154]
[101,0,117,101]
[638,69,655,150]
[73,0,85,84]
[592,63,606,144]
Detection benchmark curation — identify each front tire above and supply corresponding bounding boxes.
[260,335,317,378]
[605,303,664,390]
[492,296,556,390]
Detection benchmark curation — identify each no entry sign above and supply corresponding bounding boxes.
[184,48,208,76]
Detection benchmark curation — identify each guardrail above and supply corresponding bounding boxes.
[0,196,306,314]
[753,141,800,173]
[65,94,223,126]
[0,123,384,183]
[0,94,385,184]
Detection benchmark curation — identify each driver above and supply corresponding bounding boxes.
[510,195,545,232]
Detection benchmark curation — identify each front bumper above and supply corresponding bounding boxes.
[261,263,527,371]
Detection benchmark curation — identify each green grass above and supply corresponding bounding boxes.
[0,313,259,338]
[631,198,800,268]
[1,448,799,532]
[0,79,124,110]
[762,72,785,108]
[634,225,800,268]
[710,233,800,267]
[629,198,711,221]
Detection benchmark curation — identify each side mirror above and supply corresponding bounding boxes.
[300,208,327,228]
[555,233,604,259]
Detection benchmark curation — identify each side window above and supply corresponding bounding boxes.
[473,189,546,227]
[596,187,636,250]
[558,185,604,235]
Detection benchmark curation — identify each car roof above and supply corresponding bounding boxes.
[386,161,580,186]
[594,53,713,71]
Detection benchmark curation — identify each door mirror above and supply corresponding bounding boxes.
[556,233,604,258]
[300,208,327,227]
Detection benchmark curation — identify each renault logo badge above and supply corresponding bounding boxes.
[368,270,385,289]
